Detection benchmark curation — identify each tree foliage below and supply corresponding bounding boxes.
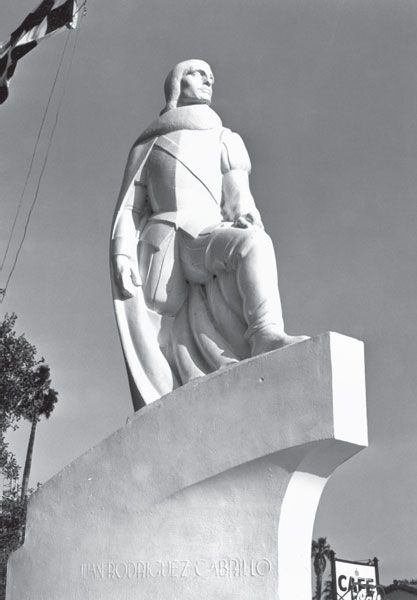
[312,537,333,600]
[1,313,40,483]
[1,313,41,428]
[0,487,26,555]
[0,313,58,597]
[322,578,335,600]
[0,486,27,597]
[1,313,58,480]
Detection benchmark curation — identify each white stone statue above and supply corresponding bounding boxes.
[111,59,307,409]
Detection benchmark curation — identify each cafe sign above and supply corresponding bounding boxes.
[332,557,384,600]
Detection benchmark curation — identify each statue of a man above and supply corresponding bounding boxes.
[111,59,307,409]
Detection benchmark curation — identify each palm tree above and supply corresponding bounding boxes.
[20,365,58,501]
[312,537,332,600]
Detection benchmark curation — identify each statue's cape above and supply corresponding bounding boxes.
[110,105,247,411]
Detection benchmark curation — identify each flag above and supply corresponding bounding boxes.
[0,0,81,104]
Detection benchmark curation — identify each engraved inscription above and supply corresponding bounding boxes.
[80,557,272,580]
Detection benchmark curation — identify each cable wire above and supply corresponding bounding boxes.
[0,32,72,271]
[0,0,87,272]
[0,7,85,302]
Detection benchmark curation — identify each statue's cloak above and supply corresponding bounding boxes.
[111,105,249,409]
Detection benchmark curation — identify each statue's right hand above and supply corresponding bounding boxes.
[112,255,142,298]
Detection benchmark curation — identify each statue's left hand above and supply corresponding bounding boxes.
[233,211,264,230]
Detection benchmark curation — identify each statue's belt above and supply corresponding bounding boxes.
[140,212,222,245]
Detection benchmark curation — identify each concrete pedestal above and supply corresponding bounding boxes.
[6,332,367,600]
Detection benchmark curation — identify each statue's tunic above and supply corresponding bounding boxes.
[144,129,224,236]
[135,128,251,316]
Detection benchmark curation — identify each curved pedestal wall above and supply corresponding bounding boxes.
[6,332,367,600]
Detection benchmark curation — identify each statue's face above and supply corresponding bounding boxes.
[177,61,214,107]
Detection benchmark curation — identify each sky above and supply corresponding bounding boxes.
[1,0,417,587]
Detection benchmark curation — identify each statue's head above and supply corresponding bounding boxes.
[161,59,214,114]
